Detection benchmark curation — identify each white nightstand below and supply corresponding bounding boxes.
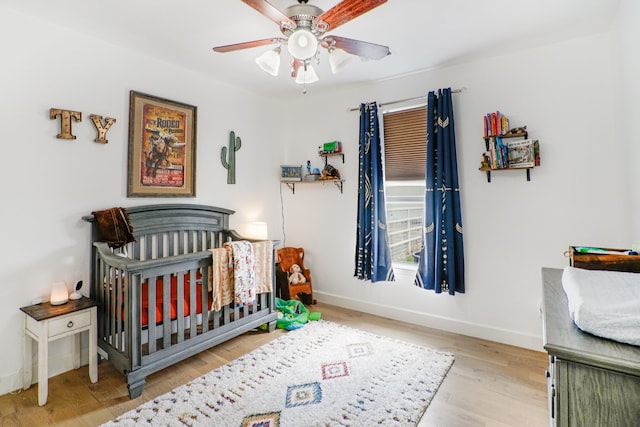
[20,297,98,406]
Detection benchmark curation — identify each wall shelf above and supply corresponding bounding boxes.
[479,130,539,182]
[282,179,344,194]
[282,150,345,194]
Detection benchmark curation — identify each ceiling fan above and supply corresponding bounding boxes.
[212,0,390,88]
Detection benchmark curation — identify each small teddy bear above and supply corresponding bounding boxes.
[288,264,307,285]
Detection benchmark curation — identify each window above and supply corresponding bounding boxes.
[383,106,426,265]
[385,182,424,265]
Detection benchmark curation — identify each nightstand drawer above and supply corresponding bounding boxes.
[49,311,91,338]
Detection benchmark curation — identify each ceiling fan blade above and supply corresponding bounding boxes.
[242,0,296,29]
[327,36,390,60]
[213,38,283,53]
[314,0,387,32]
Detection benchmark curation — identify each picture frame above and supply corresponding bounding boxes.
[127,91,197,197]
[280,165,302,182]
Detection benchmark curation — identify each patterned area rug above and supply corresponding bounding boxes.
[102,320,454,426]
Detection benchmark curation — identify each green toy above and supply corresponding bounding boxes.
[275,298,321,330]
[221,130,241,184]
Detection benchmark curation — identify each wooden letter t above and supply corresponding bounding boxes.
[50,108,82,140]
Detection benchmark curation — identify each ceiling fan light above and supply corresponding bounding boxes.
[255,49,280,76]
[295,63,319,84]
[287,29,318,60]
[329,48,352,74]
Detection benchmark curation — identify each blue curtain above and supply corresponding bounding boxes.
[415,89,465,294]
[354,102,394,282]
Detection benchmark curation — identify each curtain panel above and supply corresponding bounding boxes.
[415,89,465,294]
[354,102,394,283]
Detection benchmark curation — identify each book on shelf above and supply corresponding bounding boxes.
[533,140,540,166]
[483,111,509,137]
[507,139,537,168]
[486,137,509,169]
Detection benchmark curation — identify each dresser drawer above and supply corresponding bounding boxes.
[48,310,91,338]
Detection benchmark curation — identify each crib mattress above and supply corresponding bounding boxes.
[561,266,640,345]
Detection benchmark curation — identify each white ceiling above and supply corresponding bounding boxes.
[4,0,619,96]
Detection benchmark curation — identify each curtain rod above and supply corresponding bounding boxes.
[348,88,463,112]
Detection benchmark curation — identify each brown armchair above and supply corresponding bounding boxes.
[276,247,316,304]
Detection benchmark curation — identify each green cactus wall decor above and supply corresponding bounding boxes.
[221,130,241,184]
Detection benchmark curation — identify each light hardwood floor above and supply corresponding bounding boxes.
[0,302,549,426]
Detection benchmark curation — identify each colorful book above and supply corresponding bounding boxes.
[483,111,510,136]
[495,137,509,168]
[507,139,537,168]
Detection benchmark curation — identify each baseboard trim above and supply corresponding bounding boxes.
[0,371,22,398]
[0,345,87,397]
[315,291,544,351]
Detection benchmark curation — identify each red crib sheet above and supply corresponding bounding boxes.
[140,272,212,327]
[108,272,214,327]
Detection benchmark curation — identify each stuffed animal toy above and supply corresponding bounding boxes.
[288,264,307,284]
[320,164,340,180]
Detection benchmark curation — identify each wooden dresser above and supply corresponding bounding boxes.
[542,267,640,426]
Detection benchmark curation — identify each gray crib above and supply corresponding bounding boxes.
[83,204,277,398]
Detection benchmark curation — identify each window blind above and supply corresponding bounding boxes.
[383,106,426,181]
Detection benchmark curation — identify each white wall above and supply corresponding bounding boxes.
[616,0,640,241]
[279,30,630,351]
[0,6,285,395]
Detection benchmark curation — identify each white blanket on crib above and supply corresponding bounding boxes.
[208,241,273,310]
[561,266,640,345]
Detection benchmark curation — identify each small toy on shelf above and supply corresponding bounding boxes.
[320,164,340,180]
[479,153,491,171]
[507,126,527,135]
[318,141,342,155]
[280,165,302,182]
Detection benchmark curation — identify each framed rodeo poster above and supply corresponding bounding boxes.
[127,90,197,197]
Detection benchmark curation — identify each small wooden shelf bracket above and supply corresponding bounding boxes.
[484,168,531,182]
[320,152,344,165]
[282,179,344,194]
[285,182,296,194]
